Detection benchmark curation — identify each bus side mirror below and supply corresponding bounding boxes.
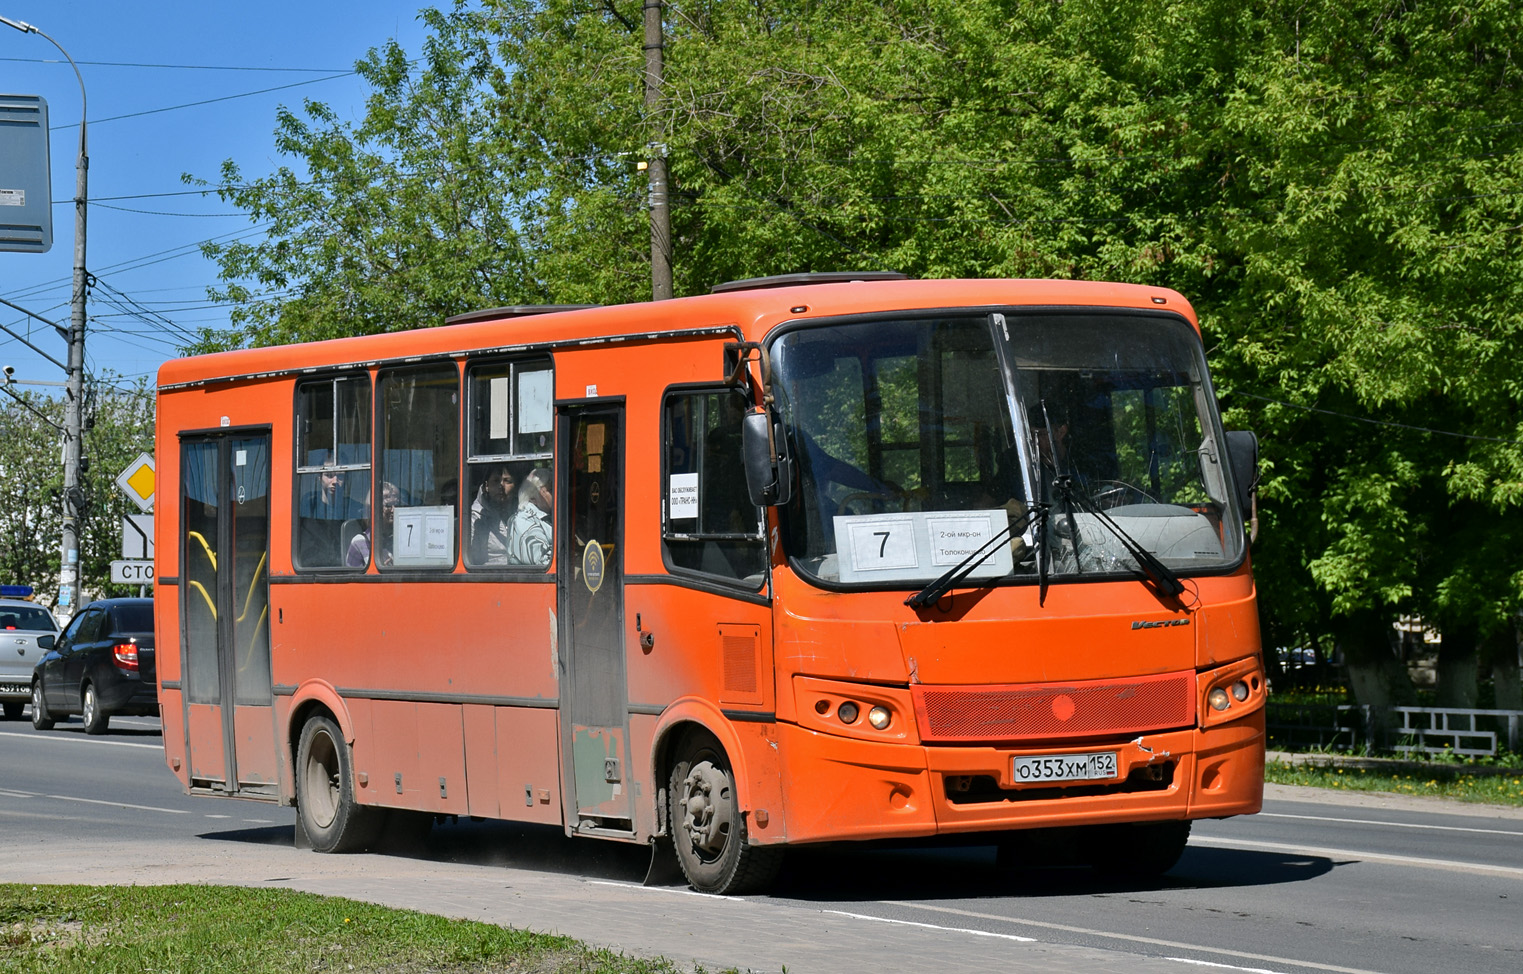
[741,409,794,508]
[1225,430,1259,513]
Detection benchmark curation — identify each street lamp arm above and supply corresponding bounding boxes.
[2,16,86,151]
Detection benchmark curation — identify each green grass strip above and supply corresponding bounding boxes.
[0,884,695,974]
[1265,759,1523,807]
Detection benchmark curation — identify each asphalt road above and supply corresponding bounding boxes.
[3,714,1520,974]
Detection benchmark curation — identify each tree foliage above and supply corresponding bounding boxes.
[0,380,158,610]
[195,0,1523,694]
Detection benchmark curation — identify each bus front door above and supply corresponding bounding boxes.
[558,404,633,833]
[179,432,279,799]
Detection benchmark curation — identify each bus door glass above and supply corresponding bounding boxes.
[179,432,278,798]
[558,404,631,830]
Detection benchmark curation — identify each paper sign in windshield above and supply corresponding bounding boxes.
[833,509,1012,583]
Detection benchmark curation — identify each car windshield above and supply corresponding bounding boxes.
[771,311,1245,587]
[0,605,56,632]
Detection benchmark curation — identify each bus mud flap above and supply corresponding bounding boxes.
[643,835,684,887]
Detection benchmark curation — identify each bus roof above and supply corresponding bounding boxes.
[157,278,1196,390]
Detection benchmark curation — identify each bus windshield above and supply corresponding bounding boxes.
[772,311,1245,587]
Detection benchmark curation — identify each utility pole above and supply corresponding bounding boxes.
[642,0,672,300]
[3,15,88,621]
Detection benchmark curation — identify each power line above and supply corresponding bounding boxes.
[49,71,357,130]
[2,56,354,72]
[1233,392,1523,448]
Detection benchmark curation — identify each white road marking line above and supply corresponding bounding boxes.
[586,880,744,901]
[0,730,161,750]
[1190,835,1523,879]
[1167,957,1291,974]
[1259,811,1523,837]
[821,908,1036,943]
[900,901,1390,974]
[594,879,1375,972]
[41,793,189,814]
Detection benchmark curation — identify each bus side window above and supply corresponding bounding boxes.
[376,364,461,570]
[463,358,555,570]
[662,387,766,587]
[293,374,371,571]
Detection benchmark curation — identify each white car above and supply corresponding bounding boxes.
[0,595,59,720]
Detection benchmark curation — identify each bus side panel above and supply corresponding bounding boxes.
[417,702,468,815]
[629,714,659,837]
[625,587,774,715]
[366,700,420,806]
[155,583,188,788]
[493,706,564,825]
[462,703,499,818]
[273,692,295,801]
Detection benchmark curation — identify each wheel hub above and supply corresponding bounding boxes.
[680,760,732,856]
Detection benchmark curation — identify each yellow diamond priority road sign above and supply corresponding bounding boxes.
[115,453,155,512]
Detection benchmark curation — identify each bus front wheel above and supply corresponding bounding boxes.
[668,733,782,895]
[296,715,382,853]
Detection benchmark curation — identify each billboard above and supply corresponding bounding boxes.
[0,94,53,253]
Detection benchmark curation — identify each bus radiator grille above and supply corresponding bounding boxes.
[911,670,1195,743]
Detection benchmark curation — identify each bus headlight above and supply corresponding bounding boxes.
[867,706,891,730]
[837,701,860,724]
[1231,680,1250,702]
[1208,687,1231,712]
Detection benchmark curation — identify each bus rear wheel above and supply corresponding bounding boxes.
[296,715,382,853]
[668,733,782,895]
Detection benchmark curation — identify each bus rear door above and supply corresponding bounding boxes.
[178,432,279,798]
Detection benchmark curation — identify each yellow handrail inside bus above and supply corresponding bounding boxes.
[187,579,217,620]
[241,604,269,675]
[188,531,217,571]
[236,550,268,624]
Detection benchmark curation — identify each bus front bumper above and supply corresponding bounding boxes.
[766,712,1263,845]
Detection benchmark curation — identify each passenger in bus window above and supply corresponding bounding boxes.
[507,468,552,567]
[347,481,398,568]
[469,465,518,565]
[297,455,364,567]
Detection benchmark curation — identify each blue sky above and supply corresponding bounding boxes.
[1,1,434,390]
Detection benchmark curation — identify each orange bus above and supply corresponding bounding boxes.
[155,273,1264,894]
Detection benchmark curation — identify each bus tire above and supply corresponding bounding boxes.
[668,732,782,895]
[30,680,55,731]
[1091,820,1191,877]
[296,715,382,853]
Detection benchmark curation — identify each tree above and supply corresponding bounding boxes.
[197,0,1523,706]
[0,378,158,610]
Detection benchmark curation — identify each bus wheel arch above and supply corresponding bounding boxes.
[653,708,782,895]
[649,701,750,832]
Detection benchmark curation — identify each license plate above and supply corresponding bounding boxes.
[1012,751,1119,784]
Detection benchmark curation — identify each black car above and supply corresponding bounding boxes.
[31,598,156,734]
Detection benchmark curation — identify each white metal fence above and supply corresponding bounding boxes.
[1267,703,1523,757]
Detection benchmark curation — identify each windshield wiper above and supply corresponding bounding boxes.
[905,507,1043,609]
[1052,476,1185,599]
